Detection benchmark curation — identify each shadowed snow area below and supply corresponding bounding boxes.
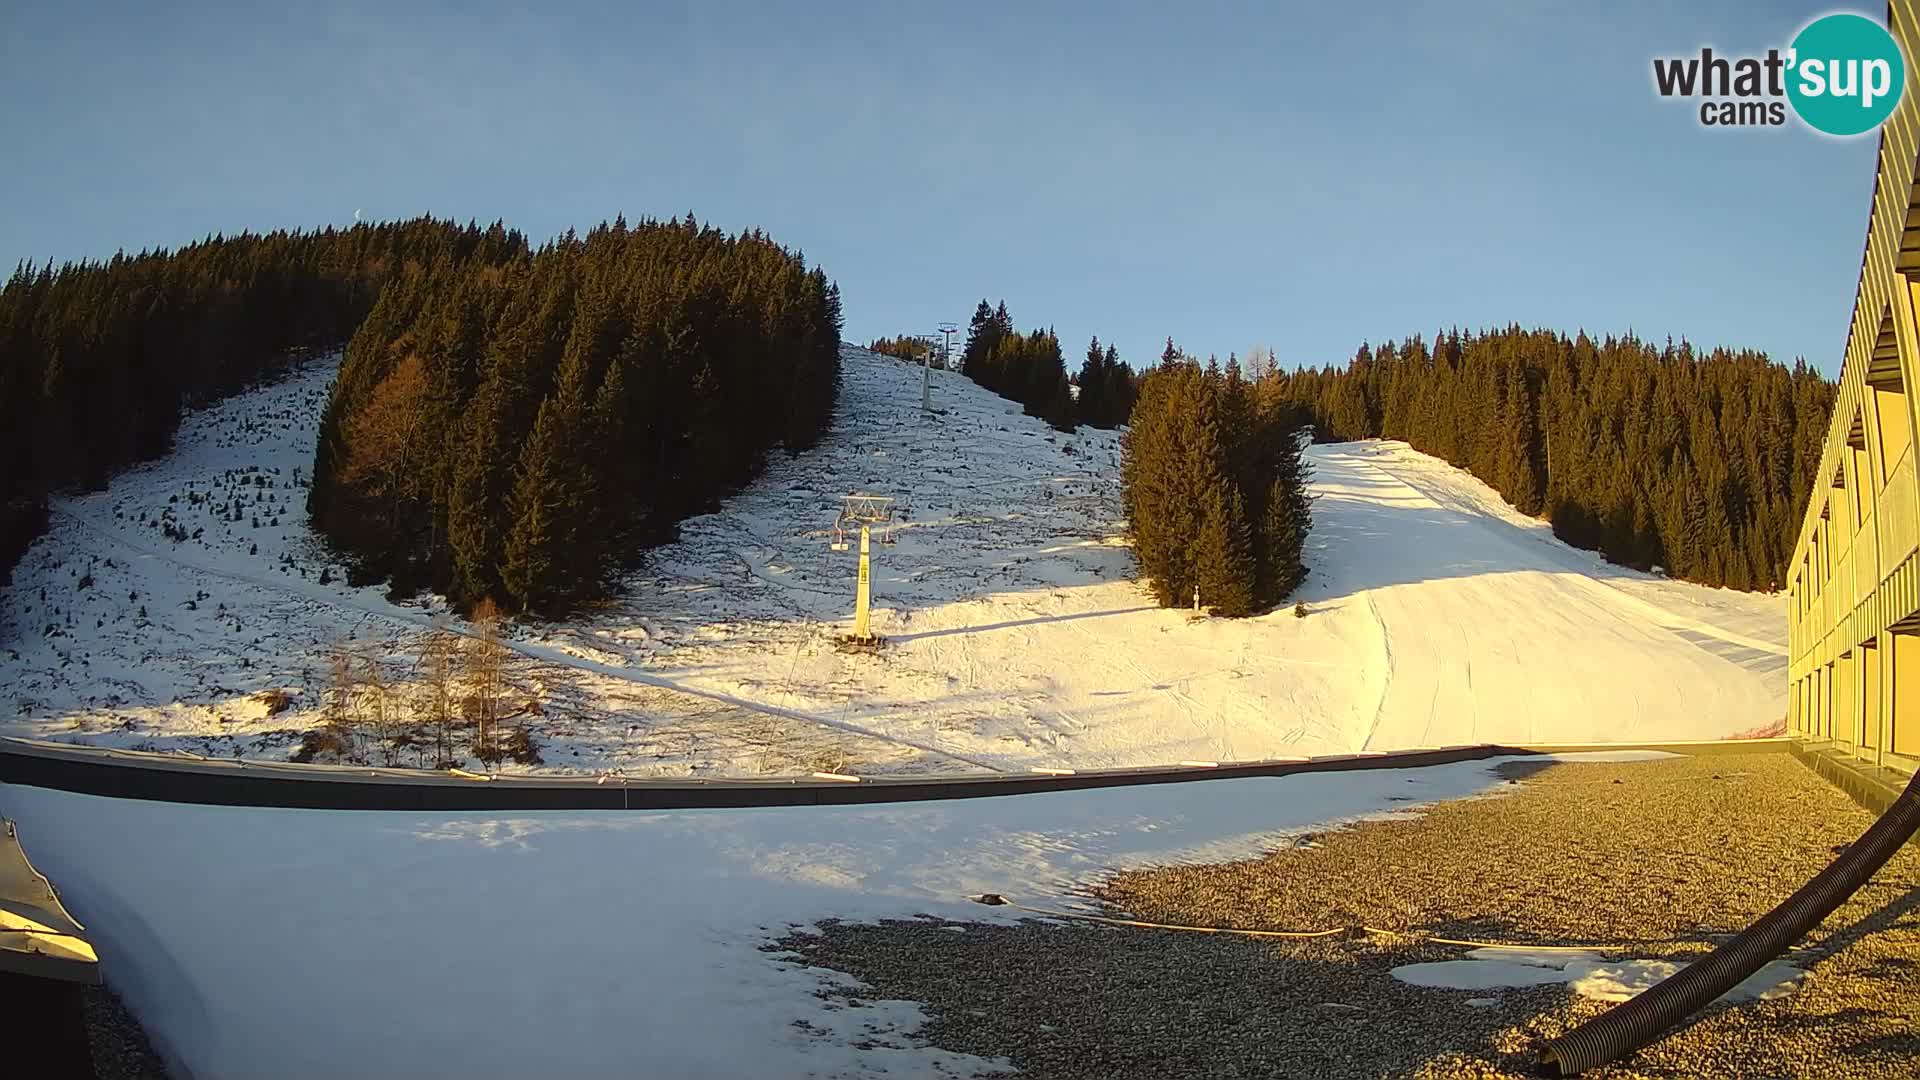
[0,346,1785,774]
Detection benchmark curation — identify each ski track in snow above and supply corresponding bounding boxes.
[1358,452,1789,662]
[0,346,1787,775]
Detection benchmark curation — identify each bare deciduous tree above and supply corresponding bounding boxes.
[1245,344,1276,382]
[307,635,366,764]
[323,638,354,728]
[361,642,401,766]
[467,599,507,765]
[422,616,460,769]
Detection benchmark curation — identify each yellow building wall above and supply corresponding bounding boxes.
[1897,632,1920,757]
[1863,641,1881,752]
[1784,1,1920,777]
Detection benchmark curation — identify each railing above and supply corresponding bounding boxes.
[0,735,1797,812]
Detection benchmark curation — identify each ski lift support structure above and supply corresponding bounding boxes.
[831,494,895,643]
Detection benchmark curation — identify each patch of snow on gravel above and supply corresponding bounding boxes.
[1393,948,1804,1003]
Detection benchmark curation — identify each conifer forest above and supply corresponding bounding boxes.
[1122,348,1314,616]
[0,216,843,616]
[2,224,1834,615]
[308,216,843,615]
[1267,328,1835,591]
[0,218,517,586]
[957,299,1139,432]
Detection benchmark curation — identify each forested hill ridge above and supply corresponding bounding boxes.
[957,299,1139,431]
[1268,327,1836,592]
[0,216,842,615]
[308,218,842,615]
[0,218,529,586]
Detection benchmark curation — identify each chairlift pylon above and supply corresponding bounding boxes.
[830,493,896,641]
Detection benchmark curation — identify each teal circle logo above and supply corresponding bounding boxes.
[1787,13,1906,136]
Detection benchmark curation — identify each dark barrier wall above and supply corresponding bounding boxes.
[0,737,1794,812]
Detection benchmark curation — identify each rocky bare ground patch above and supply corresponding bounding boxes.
[779,752,1920,1078]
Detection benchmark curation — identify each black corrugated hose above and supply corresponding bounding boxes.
[1538,766,1920,1075]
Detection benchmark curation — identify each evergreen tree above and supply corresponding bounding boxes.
[1078,335,1106,428]
[1194,480,1257,617]
[1123,364,1205,606]
[587,356,633,554]
[498,412,566,613]
[961,300,997,382]
[1102,344,1136,427]
[1501,369,1542,514]
[1124,358,1311,615]
[1262,473,1308,599]
[1020,330,1073,431]
[446,381,514,606]
[500,352,597,613]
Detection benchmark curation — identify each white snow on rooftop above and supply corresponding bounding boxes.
[4,755,1525,1079]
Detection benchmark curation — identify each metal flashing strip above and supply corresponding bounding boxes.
[0,735,1794,812]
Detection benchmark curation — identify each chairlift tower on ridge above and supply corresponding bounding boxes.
[922,322,957,413]
[938,322,959,371]
[917,333,940,413]
[831,494,895,645]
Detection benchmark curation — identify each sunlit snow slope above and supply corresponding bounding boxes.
[0,346,1785,773]
[1304,444,1785,749]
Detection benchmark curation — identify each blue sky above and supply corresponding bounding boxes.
[0,1,1883,373]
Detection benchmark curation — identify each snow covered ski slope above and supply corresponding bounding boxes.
[0,346,1786,774]
[1305,444,1785,749]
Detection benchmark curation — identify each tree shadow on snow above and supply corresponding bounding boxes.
[888,605,1159,644]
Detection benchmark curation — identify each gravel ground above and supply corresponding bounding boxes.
[81,983,170,1079]
[776,752,1920,1078]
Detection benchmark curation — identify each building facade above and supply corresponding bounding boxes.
[1786,3,1920,777]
